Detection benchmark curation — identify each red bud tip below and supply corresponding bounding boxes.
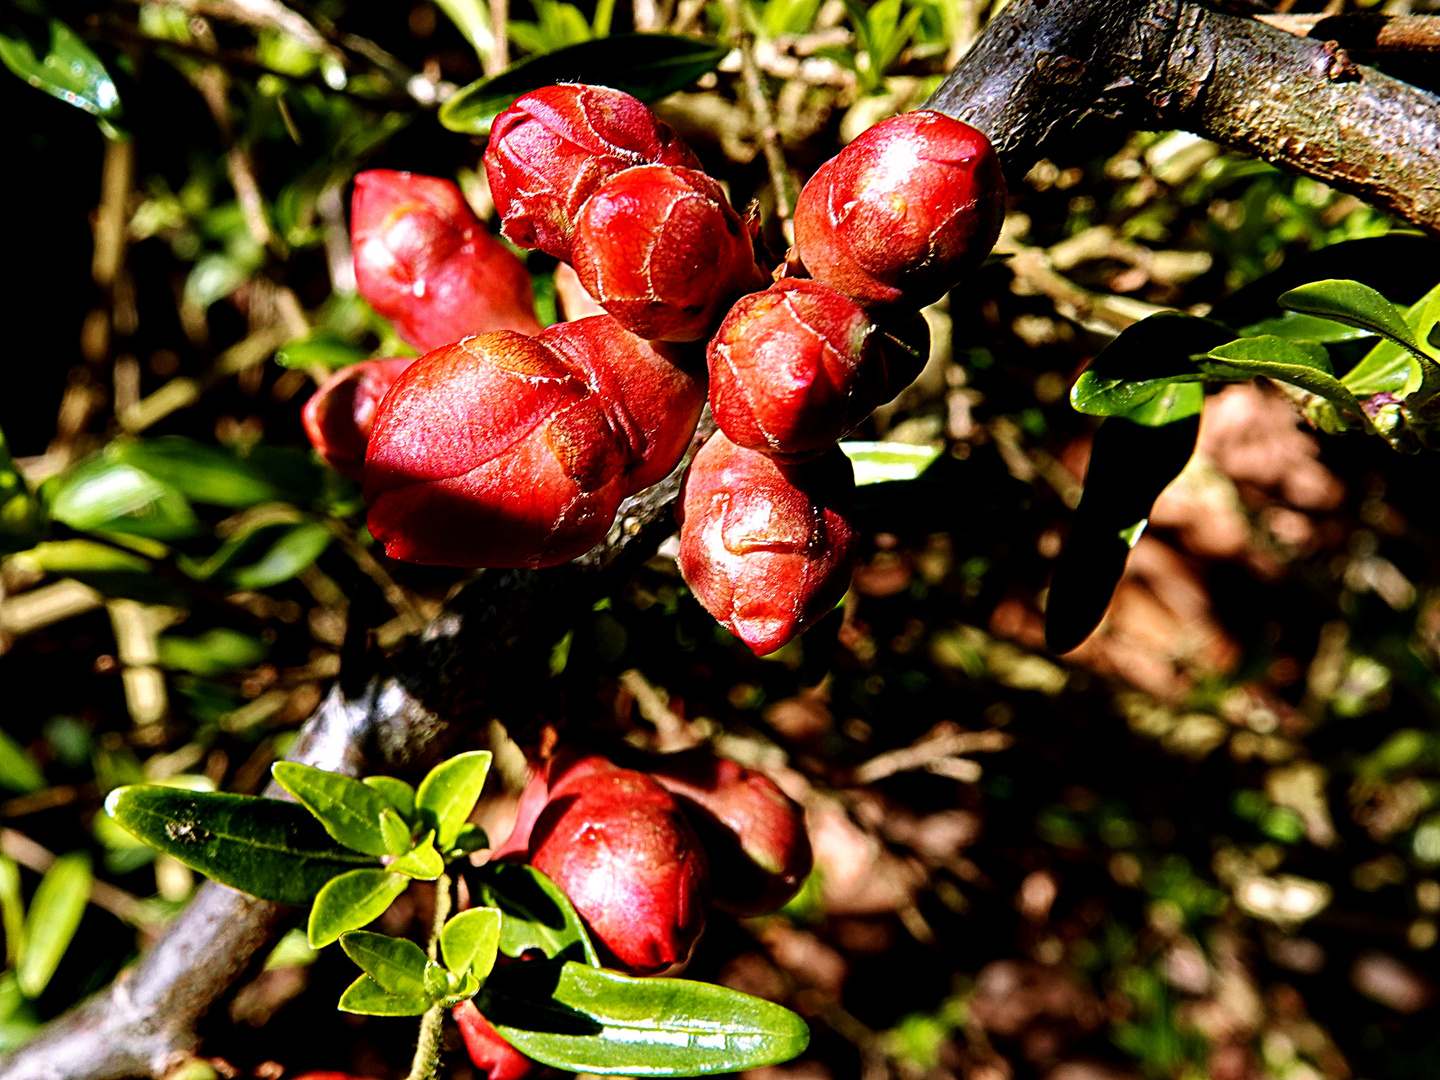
[572,165,765,343]
[678,433,857,656]
[363,318,702,568]
[529,767,709,974]
[301,358,414,480]
[454,1001,536,1080]
[351,170,541,352]
[708,279,929,461]
[793,111,1005,312]
[485,85,702,263]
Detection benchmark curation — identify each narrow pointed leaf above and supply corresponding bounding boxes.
[1069,312,1234,418]
[838,442,943,485]
[1341,281,1440,397]
[1279,279,1424,355]
[340,930,430,996]
[272,762,400,857]
[471,863,600,966]
[43,460,200,541]
[105,438,280,508]
[483,961,810,1075]
[441,907,503,981]
[415,751,491,850]
[16,853,90,998]
[308,869,410,948]
[0,729,44,794]
[104,786,377,904]
[388,833,443,880]
[439,35,728,135]
[0,21,122,125]
[1239,311,1374,344]
[338,973,432,1016]
[365,776,417,821]
[0,858,24,968]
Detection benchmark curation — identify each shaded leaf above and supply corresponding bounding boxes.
[0,729,44,794]
[106,438,280,509]
[364,777,417,821]
[43,459,200,542]
[104,786,377,904]
[272,762,401,857]
[16,853,90,998]
[275,333,370,372]
[1239,311,1374,344]
[484,961,810,1075]
[415,751,491,850]
[7,540,185,606]
[441,906,502,981]
[0,858,25,968]
[1069,313,1234,418]
[838,442,943,486]
[440,35,727,135]
[1280,279,1425,356]
[157,629,268,678]
[308,868,409,947]
[470,862,599,966]
[184,520,333,591]
[337,973,431,1017]
[0,20,122,129]
[340,930,430,996]
[0,423,40,555]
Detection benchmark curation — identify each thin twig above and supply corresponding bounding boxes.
[0,830,161,931]
[723,0,793,225]
[326,519,428,636]
[486,0,509,75]
[407,872,453,1080]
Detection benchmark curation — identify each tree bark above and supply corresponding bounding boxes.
[7,1,1440,1077]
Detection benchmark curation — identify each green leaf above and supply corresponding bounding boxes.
[484,961,810,1076]
[838,442,943,486]
[441,907,502,981]
[388,833,444,880]
[104,785,377,904]
[364,777,417,821]
[440,35,727,135]
[1069,312,1234,419]
[449,823,491,858]
[1341,280,1440,397]
[1200,336,1366,424]
[5,540,185,605]
[1045,413,1201,655]
[16,853,90,999]
[0,729,44,794]
[415,751,492,850]
[272,762,401,857]
[432,0,494,56]
[379,809,412,855]
[1280,279,1427,357]
[274,333,370,372]
[43,459,201,542]
[0,423,41,555]
[187,520,334,592]
[339,930,430,996]
[337,973,432,1016]
[308,868,409,948]
[1239,311,1375,344]
[471,863,600,966]
[105,438,280,509]
[0,21,122,131]
[0,858,25,968]
[157,629,269,677]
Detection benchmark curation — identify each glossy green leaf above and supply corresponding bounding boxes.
[1045,413,1201,655]
[104,785,377,904]
[484,961,810,1075]
[1341,281,1440,397]
[1069,312,1235,419]
[1239,311,1375,344]
[272,762,400,857]
[379,809,412,855]
[0,728,44,794]
[274,333,370,372]
[16,853,90,998]
[157,629,268,677]
[415,751,492,850]
[0,21,122,129]
[44,459,200,542]
[364,777,417,821]
[1121,381,1203,428]
[337,973,431,1016]
[388,833,443,880]
[0,424,40,555]
[838,442,943,485]
[1279,279,1425,356]
[440,35,727,135]
[340,930,430,996]
[1200,336,1366,423]
[433,0,494,56]
[105,438,280,509]
[471,863,599,966]
[441,906,502,981]
[449,823,491,858]
[0,857,25,968]
[308,868,410,948]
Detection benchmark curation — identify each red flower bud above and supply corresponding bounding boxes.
[364,317,703,567]
[650,751,812,916]
[491,748,619,860]
[678,434,856,655]
[352,170,541,352]
[793,111,1005,312]
[454,1000,536,1080]
[529,767,708,974]
[485,85,702,263]
[707,279,929,461]
[571,166,765,343]
[301,358,415,480]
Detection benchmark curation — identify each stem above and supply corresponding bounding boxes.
[723,0,793,226]
[406,872,453,1080]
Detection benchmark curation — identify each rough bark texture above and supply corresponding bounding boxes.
[7,2,1440,1078]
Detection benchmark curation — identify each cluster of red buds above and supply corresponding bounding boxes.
[302,85,1002,653]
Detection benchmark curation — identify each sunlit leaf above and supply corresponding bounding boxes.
[272,762,404,857]
[1200,336,1365,424]
[340,930,430,996]
[838,442,943,485]
[157,629,268,678]
[415,751,492,851]
[337,973,431,1016]
[44,459,200,542]
[364,777,417,821]
[470,862,599,966]
[16,853,90,999]
[106,438,280,509]
[441,906,502,981]
[0,20,122,132]
[308,868,409,948]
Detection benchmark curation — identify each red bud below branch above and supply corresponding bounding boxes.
[793,111,1005,313]
[351,170,540,352]
[454,1000,536,1080]
[363,317,704,568]
[708,279,930,461]
[572,165,766,343]
[485,85,702,264]
[678,433,857,656]
[301,358,414,481]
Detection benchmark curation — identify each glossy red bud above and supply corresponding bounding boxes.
[650,751,812,915]
[485,85,702,263]
[708,279,929,461]
[301,358,415,480]
[454,1000,536,1080]
[364,317,702,567]
[351,170,540,352]
[529,767,708,974]
[491,749,619,860]
[793,111,1005,312]
[678,434,856,656]
[572,165,765,343]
